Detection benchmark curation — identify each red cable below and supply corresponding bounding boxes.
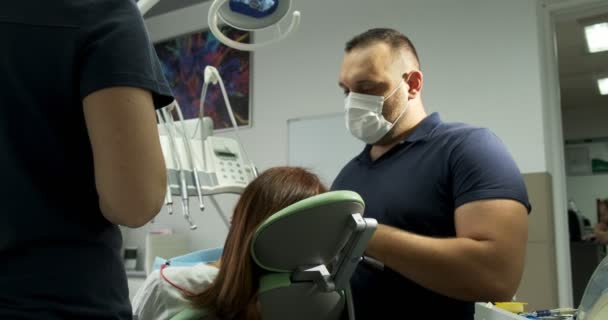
[160,263,196,297]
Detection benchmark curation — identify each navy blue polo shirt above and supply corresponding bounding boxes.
[0,1,173,319]
[331,113,531,319]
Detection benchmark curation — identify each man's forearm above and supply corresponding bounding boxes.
[366,224,519,302]
[596,230,608,244]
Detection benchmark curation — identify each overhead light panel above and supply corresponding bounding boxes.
[584,22,608,53]
[599,77,608,95]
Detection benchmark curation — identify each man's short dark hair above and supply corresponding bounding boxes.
[345,28,420,69]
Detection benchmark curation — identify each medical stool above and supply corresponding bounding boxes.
[171,190,377,320]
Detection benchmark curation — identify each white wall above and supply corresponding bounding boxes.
[124,0,552,269]
[562,106,608,141]
[146,0,548,173]
[567,175,608,224]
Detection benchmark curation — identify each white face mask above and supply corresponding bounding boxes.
[344,80,409,144]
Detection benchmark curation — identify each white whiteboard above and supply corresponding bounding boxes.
[287,113,365,186]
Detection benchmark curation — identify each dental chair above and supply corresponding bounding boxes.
[170,190,377,320]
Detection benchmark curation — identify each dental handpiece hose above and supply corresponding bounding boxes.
[178,139,196,230]
[174,103,205,212]
[160,107,197,230]
[165,182,173,214]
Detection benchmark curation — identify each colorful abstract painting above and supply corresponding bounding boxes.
[154,27,251,130]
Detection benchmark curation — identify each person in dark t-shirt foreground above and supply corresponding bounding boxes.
[0,1,174,318]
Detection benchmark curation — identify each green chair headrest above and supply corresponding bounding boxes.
[251,191,365,272]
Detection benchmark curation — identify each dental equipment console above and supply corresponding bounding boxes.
[141,0,296,229]
[156,66,257,230]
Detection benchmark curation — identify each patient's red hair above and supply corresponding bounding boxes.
[191,166,327,319]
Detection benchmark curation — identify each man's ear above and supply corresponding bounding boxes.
[405,71,423,98]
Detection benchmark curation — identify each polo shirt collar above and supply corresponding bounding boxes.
[402,112,442,143]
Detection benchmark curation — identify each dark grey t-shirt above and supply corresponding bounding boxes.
[0,1,173,318]
[332,113,531,320]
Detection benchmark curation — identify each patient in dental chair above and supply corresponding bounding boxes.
[132,167,327,320]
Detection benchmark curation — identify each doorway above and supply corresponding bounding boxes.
[543,0,608,308]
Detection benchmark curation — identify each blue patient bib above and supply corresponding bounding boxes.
[152,247,223,270]
[229,0,278,18]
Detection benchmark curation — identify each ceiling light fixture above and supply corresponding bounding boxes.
[584,22,608,53]
[598,77,608,95]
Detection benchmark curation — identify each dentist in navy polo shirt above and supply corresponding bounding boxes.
[333,28,531,320]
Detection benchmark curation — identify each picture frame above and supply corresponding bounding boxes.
[565,138,608,176]
[154,26,252,131]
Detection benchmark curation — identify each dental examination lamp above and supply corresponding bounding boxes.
[208,0,301,51]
